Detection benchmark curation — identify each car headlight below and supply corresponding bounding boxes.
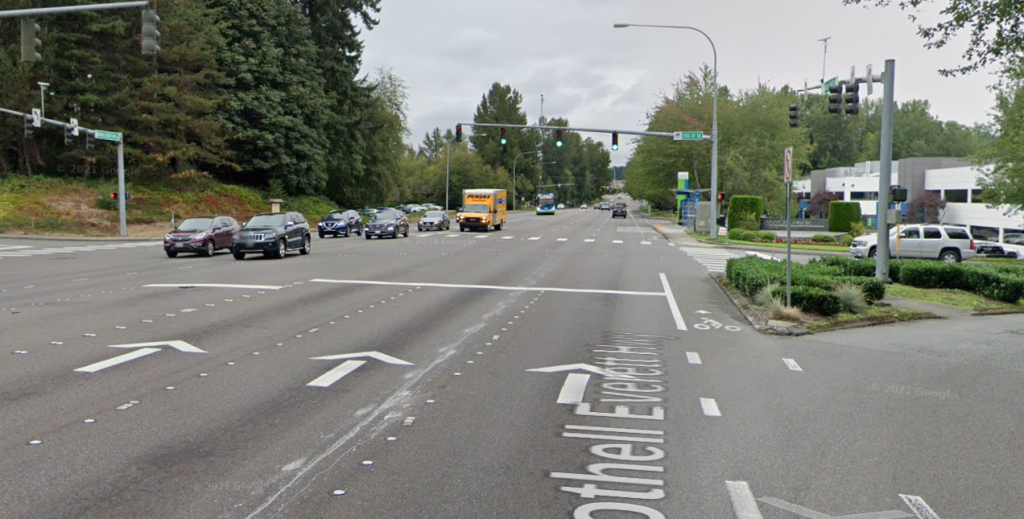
[191,232,208,241]
[387,226,395,231]
[165,234,173,240]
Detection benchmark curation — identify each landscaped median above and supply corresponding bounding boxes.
[719,255,1024,334]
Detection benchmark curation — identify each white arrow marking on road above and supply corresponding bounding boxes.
[757,497,914,519]
[307,351,414,388]
[75,340,205,373]
[554,373,590,404]
[726,481,764,519]
[899,495,941,519]
[526,363,636,379]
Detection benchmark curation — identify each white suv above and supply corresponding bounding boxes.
[849,225,976,263]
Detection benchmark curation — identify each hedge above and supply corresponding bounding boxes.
[828,201,862,232]
[726,256,884,305]
[812,234,837,243]
[727,196,764,231]
[728,228,758,241]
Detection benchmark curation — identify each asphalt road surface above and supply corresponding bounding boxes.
[2,204,1022,518]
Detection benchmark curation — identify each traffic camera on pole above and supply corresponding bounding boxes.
[555,129,563,148]
[611,132,619,151]
[499,127,507,146]
[788,104,800,128]
[141,9,161,55]
[20,18,42,63]
[455,124,462,143]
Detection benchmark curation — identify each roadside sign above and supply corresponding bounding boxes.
[783,147,793,183]
[677,172,689,180]
[821,76,838,95]
[674,131,704,141]
[31,108,41,128]
[94,130,122,143]
[717,227,727,237]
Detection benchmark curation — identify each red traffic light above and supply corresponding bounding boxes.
[455,124,462,143]
[110,192,117,199]
[717,192,725,201]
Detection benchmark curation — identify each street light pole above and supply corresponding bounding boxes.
[513,150,540,211]
[614,23,719,240]
[445,137,452,212]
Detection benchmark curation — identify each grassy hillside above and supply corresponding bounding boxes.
[0,174,337,237]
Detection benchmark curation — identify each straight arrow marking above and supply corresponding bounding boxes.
[310,351,413,365]
[757,497,914,519]
[557,373,590,404]
[307,360,367,388]
[899,495,941,519]
[110,340,205,353]
[75,347,162,373]
[526,363,636,379]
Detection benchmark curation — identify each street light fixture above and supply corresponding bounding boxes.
[614,22,720,240]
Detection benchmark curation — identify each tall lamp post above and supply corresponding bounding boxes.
[513,150,540,211]
[445,136,453,212]
[614,23,719,240]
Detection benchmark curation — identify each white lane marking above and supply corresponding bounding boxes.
[584,239,595,243]
[783,358,803,371]
[678,246,740,274]
[306,360,367,388]
[686,352,702,365]
[501,236,515,240]
[900,495,942,519]
[74,347,162,373]
[492,335,500,341]
[557,373,590,404]
[415,234,429,238]
[700,397,721,417]
[641,241,652,245]
[613,240,624,244]
[556,238,568,242]
[658,273,687,331]
[528,237,541,241]
[0,245,31,251]
[144,283,283,290]
[446,234,459,237]
[475,235,489,239]
[726,481,764,519]
[311,279,665,297]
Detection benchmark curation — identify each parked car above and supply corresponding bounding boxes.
[164,216,239,258]
[556,203,566,210]
[581,204,588,209]
[612,203,627,219]
[975,240,1019,259]
[422,203,443,211]
[318,210,363,238]
[365,209,409,239]
[418,210,450,231]
[849,224,976,263]
[231,212,311,260]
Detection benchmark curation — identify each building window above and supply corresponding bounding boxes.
[971,189,986,203]
[944,189,968,203]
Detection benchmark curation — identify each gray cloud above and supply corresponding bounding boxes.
[362,0,998,166]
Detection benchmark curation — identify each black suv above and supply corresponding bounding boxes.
[318,210,363,238]
[232,212,311,259]
[365,209,409,239]
[612,203,627,218]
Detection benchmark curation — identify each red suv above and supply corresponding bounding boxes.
[165,216,240,258]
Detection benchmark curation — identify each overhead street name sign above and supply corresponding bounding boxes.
[94,130,122,142]
[673,131,704,141]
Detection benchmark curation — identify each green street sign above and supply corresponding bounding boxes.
[821,76,838,94]
[93,130,122,143]
[673,131,704,141]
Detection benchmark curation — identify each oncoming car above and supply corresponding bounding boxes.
[231,212,311,260]
[164,216,239,258]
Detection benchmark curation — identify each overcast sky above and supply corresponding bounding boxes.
[360,0,998,166]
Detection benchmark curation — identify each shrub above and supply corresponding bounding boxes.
[756,231,777,242]
[754,282,780,306]
[727,256,785,296]
[728,228,758,241]
[767,295,805,321]
[840,235,854,246]
[849,221,866,237]
[964,266,1024,303]
[812,234,837,243]
[828,201,862,232]
[727,196,764,231]
[898,261,969,290]
[772,285,843,316]
[833,282,868,313]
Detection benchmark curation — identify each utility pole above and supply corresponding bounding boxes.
[875,59,895,283]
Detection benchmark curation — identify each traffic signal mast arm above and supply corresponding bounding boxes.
[0,1,149,18]
[461,122,702,141]
[0,106,103,140]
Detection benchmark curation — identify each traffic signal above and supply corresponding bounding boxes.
[142,9,161,55]
[86,130,96,151]
[23,115,34,139]
[455,124,462,143]
[555,129,563,148]
[717,192,726,202]
[110,192,118,200]
[20,18,42,63]
[788,104,800,128]
[611,132,619,151]
[499,127,507,146]
[843,83,860,115]
[64,124,74,146]
[890,185,908,203]
[827,84,842,114]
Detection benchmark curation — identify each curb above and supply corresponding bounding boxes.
[710,274,810,336]
[691,237,849,256]
[0,234,159,242]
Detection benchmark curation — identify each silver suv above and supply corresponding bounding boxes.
[849,225,976,263]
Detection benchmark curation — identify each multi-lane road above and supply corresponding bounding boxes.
[2,205,1022,518]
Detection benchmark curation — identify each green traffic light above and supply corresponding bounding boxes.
[556,141,563,148]
[500,138,507,145]
[611,144,618,151]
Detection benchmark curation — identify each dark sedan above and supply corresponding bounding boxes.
[318,210,363,238]
[365,209,409,239]
[164,216,239,258]
[418,210,450,232]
